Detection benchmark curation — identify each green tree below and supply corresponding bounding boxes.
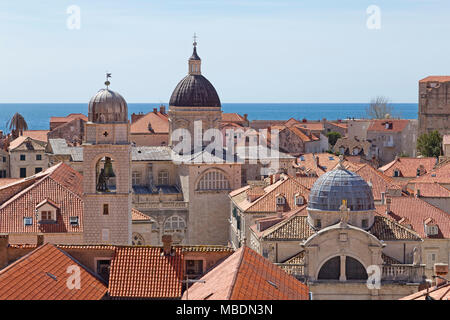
[326,131,342,147]
[417,130,442,158]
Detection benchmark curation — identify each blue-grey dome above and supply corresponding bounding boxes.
[308,167,374,211]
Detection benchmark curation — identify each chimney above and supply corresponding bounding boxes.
[0,234,9,269]
[434,263,449,287]
[386,197,392,214]
[162,234,173,255]
[381,192,385,205]
[416,189,421,198]
[160,105,166,114]
[243,114,248,121]
[315,155,319,168]
[37,234,44,246]
[153,108,158,114]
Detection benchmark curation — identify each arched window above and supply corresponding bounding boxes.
[346,256,368,280]
[318,256,340,280]
[276,195,286,205]
[164,216,186,231]
[197,170,230,191]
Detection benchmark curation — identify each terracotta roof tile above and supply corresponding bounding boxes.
[130,111,168,134]
[400,282,450,300]
[0,243,107,300]
[222,113,245,123]
[419,76,450,83]
[0,163,83,234]
[379,157,437,178]
[375,197,450,239]
[409,162,450,184]
[370,214,422,241]
[108,246,183,298]
[367,119,410,133]
[182,246,309,300]
[411,183,450,198]
[21,130,49,142]
[131,208,151,221]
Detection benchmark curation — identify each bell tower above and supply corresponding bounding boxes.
[82,75,132,245]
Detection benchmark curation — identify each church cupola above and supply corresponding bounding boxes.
[188,34,201,75]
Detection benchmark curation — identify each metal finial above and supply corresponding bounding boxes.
[105,72,112,88]
[193,33,198,47]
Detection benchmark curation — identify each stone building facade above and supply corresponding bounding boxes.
[419,76,450,136]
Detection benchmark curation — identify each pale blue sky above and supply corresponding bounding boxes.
[0,0,449,103]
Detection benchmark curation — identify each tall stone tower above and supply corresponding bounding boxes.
[82,77,132,245]
[419,76,450,136]
[168,38,222,149]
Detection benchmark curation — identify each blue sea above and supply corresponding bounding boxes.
[0,103,418,133]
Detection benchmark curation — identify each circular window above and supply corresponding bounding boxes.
[132,232,145,246]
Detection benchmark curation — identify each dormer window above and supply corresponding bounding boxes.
[424,218,438,236]
[393,169,400,177]
[295,194,304,206]
[276,195,286,205]
[40,210,54,223]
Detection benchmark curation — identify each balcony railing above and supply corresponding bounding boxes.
[275,263,426,284]
[381,264,426,283]
[133,201,189,210]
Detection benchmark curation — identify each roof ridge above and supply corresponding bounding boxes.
[228,247,247,300]
[375,214,422,240]
[245,178,288,212]
[0,243,51,276]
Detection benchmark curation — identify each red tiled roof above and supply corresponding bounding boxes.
[108,246,183,298]
[0,243,107,300]
[50,113,88,123]
[352,164,401,201]
[375,197,450,239]
[412,183,450,198]
[231,176,310,213]
[379,157,437,178]
[419,76,450,83]
[400,282,450,300]
[182,246,309,300]
[410,162,450,184]
[367,119,410,133]
[0,163,83,233]
[222,113,246,123]
[0,179,20,188]
[131,208,151,221]
[21,130,49,142]
[130,111,168,134]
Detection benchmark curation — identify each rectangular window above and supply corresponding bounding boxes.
[101,229,110,242]
[103,204,109,215]
[427,253,436,268]
[69,216,79,226]
[362,219,368,229]
[23,217,33,226]
[132,171,141,185]
[2,156,6,163]
[35,167,42,174]
[36,154,42,161]
[40,211,52,221]
[20,154,26,161]
[96,259,111,282]
[158,170,169,185]
[20,168,27,178]
[185,260,204,276]
[0,171,3,178]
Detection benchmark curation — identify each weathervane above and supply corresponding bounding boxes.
[105,72,112,88]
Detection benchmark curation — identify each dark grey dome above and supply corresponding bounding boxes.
[308,167,374,211]
[169,74,221,107]
[88,88,128,123]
